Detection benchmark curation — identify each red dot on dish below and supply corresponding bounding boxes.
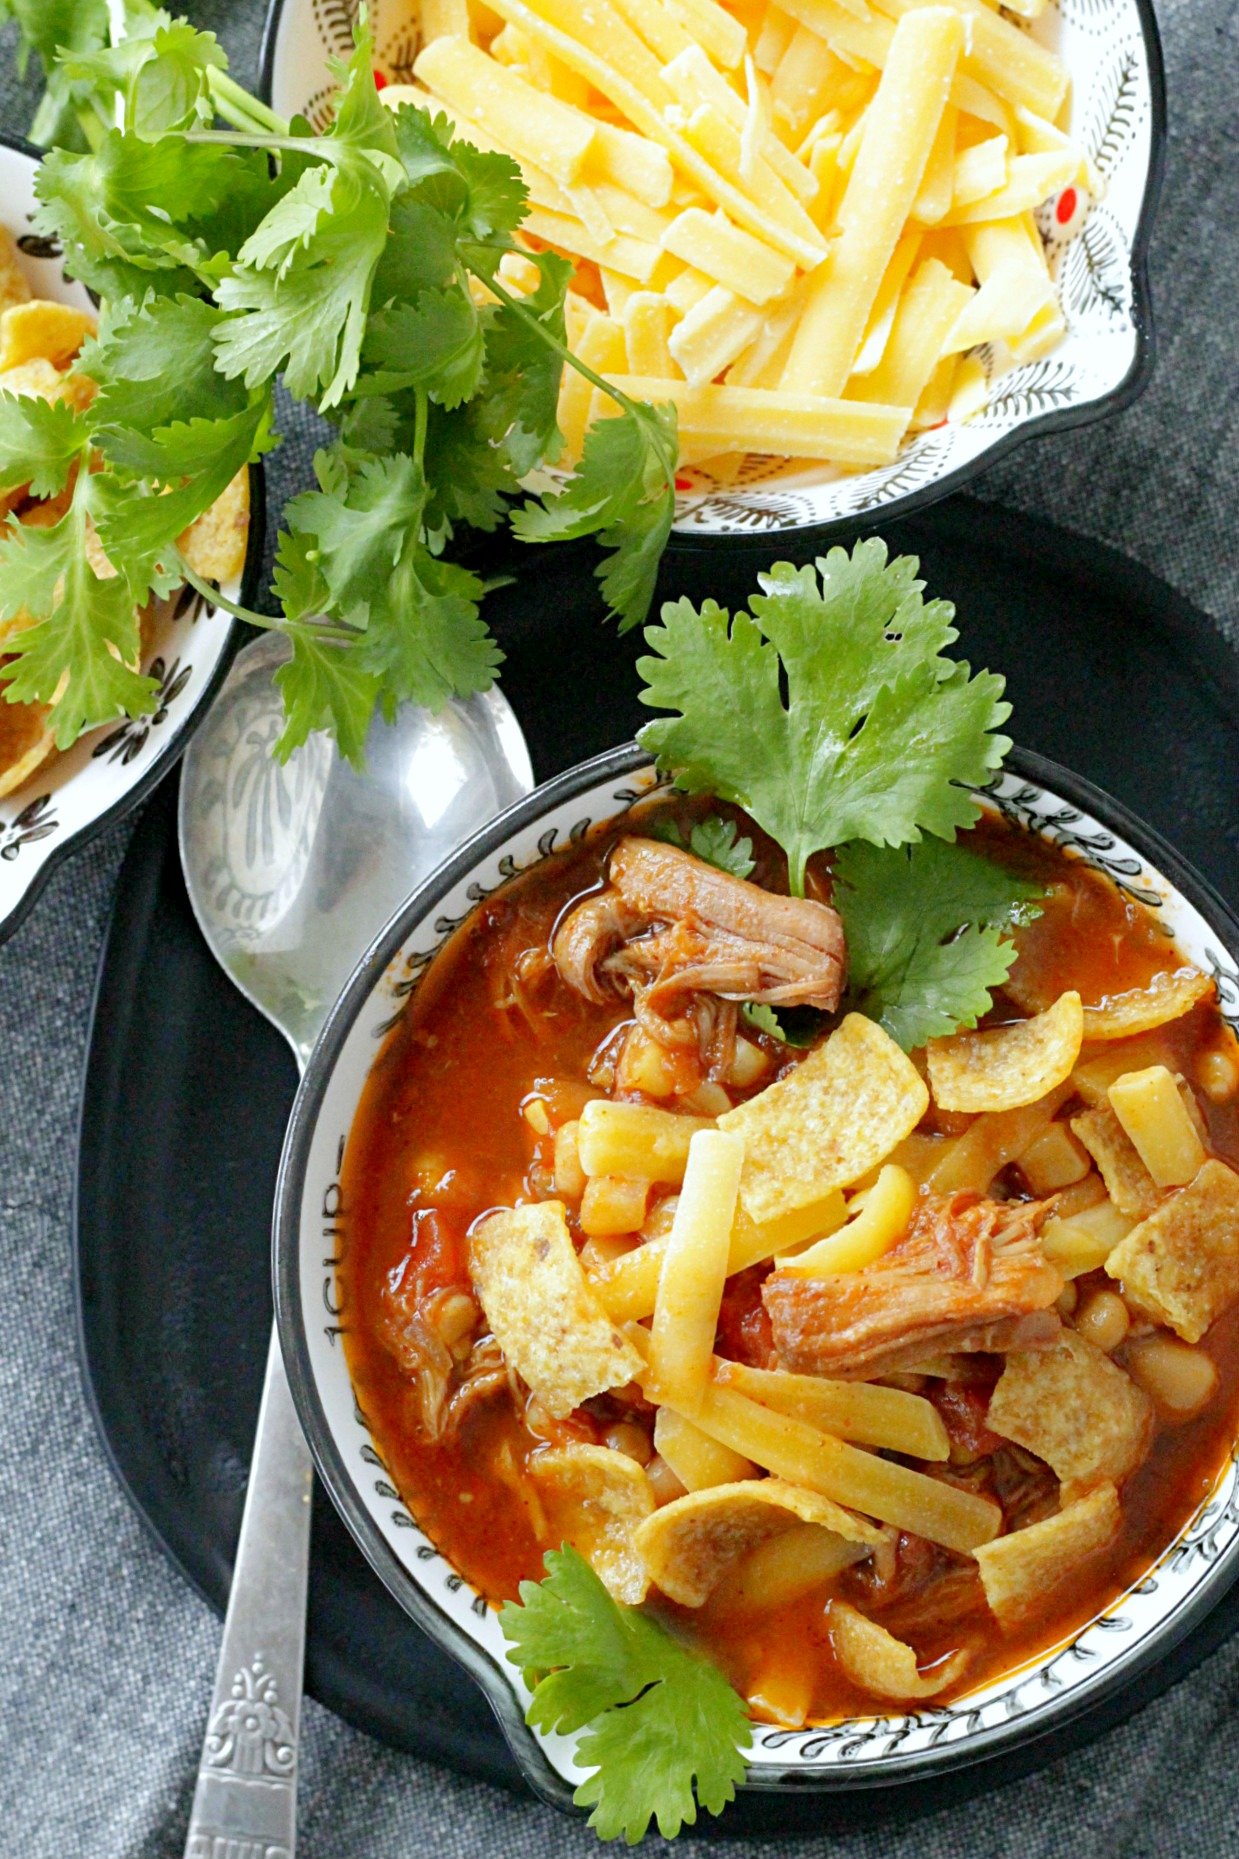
[674,474,693,490]
[373,68,389,90]
[1056,187,1077,225]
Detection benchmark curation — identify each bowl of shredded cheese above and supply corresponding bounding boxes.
[260,0,1163,540]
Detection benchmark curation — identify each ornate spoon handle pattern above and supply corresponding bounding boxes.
[184,1329,313,1859]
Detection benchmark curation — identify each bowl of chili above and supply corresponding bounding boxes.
[273,730,1239,1828]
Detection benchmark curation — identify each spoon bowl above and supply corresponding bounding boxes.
[178,630,533,1064]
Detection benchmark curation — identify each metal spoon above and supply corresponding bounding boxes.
[176,631,533,1859]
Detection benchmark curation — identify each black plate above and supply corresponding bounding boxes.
[76,496,1239,1834]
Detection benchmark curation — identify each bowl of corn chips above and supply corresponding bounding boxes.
[262,0,1163,540]
[0,136,265,947]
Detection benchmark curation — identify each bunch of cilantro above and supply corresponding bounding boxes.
[0,5,677,759]
[637,540,1044,1049]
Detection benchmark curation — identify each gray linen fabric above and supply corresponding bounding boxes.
[0,2,1236,1854]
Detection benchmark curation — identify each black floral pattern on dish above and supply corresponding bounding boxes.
[91,657,193,766]
[844,433,953,514]
[1086,40,1146,181]
[984,778,1164,907]
[1059,208,1132,326]
[0,793,59,861]
[16,230,62,259]
[1055,0,1123,34]
[975,360,1080,428]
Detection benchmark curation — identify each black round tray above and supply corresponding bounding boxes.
[75,496,1239,1835]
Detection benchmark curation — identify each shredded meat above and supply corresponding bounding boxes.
[763,1192,1064,1380]
[551,836,846,1053]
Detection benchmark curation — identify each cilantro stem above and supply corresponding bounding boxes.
[207,71,288,139]
[177,564,356,647]
[75,104,108,151]
[480,268,678,492]
[412,386,428,472]
[185,129,322,157]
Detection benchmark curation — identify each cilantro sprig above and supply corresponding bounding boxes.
[835,838,1044,1049]
[6,9,677,758]
[501,1547,751,1844]
[637,540,1012,897]
[636,542,1039,1046]
[648,813,756,878]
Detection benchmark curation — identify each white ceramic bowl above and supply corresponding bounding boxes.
[0,135,263,947]
[274,743,1239,1815]
[260,0,1164,543]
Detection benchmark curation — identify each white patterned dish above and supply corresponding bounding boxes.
[275,742,1239,1815]
[0,136,262,948]
[260,0,1164,542]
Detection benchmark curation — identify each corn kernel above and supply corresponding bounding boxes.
[553,1119,586,1199]
[616,1026,681,1098]
[729,1035,772,1088]
[580,1172,651,1236]
[1197,1046,1239,1104]
[522,1095,551,1135]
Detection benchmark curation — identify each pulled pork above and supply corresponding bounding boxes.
[763,1192,1064,1380]
[552,836,846,1054]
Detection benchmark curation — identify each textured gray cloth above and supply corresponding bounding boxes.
[0,2,1236,1855]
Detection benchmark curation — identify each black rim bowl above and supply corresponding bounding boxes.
[272,741,1239,1820]
[256,0,1167,556]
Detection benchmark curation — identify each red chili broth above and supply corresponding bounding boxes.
[339,796,1239,1722]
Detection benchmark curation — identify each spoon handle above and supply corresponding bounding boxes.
[183,1326,313,1859]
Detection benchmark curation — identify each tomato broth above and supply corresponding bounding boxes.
[339,796,1239,1723]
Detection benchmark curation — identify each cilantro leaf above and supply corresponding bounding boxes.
[34,134,245,299]
[479,251,572,475]
[325,23,400,160]
[285,451,426,630]
[0,393,88,498]
[0,474,157,745]
[60,11,225,138]
[83,294,251,433]
[637,540,1012,895]
[650,814,755,878]
[741,1002,820,1046]
[131,20,226,135]
[1,0,108,75]
[2,0,109,152]
[93,396,274,598]
[422,399,520,534]
[214,152,393,408]
[388,104,527,241]
[274,631,380,765]
[370,193,459,304]
[286,451,502,712]
[834,836,1044,1049]
[691,815,755,877]
[353,548,501,713]
[512,402,677,631]
[501,1548,750,1844]
[362,291,484,410]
